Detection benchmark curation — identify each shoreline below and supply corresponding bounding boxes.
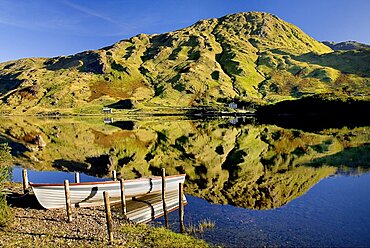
[0,182,208,247]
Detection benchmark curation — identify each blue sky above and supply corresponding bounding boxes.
[0,0,369,62]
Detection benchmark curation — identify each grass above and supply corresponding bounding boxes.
[120,223,209,247]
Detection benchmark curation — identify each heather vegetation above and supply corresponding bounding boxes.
[0,12,368,115]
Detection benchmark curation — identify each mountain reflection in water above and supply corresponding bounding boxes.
[1,116,369,210]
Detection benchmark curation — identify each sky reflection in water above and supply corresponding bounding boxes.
[12,168,370,247]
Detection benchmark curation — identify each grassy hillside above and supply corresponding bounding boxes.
[0,12,368,114]
[322,41,370,51]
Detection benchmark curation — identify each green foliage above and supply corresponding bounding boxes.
[0,195,11,228]
[0,143,12,163]
[0,167,9,186]
[0,143,11,184]
[0,143,12,228]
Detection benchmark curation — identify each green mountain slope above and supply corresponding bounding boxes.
[322,41,370,51]
[0,12,369,114]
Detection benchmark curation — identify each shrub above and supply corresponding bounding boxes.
[0,143,12,228]
[0,143,12,163]
[0,194,11,227]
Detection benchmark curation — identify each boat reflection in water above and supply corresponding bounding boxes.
[124,190,187,223]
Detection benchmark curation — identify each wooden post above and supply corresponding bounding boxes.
[74,172,80,183]
[119,178,127,217]
[179,183,185,233]
[64,180,73,222]
[161,168,169,228]
[112,170,117,181]
[103,191,114,243]
[22,169,29,194]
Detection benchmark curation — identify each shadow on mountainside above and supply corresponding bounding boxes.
[0,135,29,157]
[256,96,370,132]
[44,51,107,74]
[0,72,23,95]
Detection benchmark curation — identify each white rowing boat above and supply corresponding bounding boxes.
[30,174,186,209]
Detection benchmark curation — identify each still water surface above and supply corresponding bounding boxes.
[4,116,370,247]
[12,168,370,247]
[184,173,370,247]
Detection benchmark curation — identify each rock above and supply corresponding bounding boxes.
[34,135,46,148]
[31,156,39,162]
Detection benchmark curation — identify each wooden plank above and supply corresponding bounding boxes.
[22,169,29,194]
[64,180,73,222]
[104,191,114,243]
[74,172,80,183]
[179,183,185,233]
[74,173,80,207]
[161,168,169,228]
[119,178,127,217]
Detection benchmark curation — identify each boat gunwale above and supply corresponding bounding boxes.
[29,174,186,187]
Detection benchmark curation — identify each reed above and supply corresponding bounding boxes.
[186,219,216,235]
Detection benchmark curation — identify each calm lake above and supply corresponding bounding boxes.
[4,116,370,247]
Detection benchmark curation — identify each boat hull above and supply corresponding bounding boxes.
[30,175,185,209]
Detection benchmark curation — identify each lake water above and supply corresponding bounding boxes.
[3,116,370,247]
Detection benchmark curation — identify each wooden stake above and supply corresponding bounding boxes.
[161,168,169,228]
[119,178,127,217]
[22,169,29,194]
[112,170,117,181]
[179,183,185,233]
[64,180,73,222]
[103,191,114,243]
[74,172,80,183]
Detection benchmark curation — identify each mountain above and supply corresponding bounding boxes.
[322,41,370,51]
[0,12,369,115]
